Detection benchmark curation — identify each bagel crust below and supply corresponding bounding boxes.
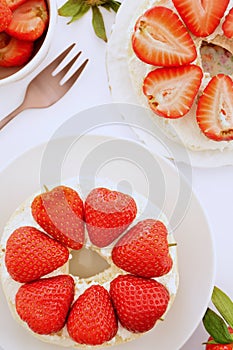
[0,180,178,347]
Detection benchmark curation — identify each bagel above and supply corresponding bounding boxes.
[108,0,233,152]
[0,179,178,347]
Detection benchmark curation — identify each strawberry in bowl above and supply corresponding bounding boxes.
[0,0,56,85]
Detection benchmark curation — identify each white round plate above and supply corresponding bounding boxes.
[0,135,215,350]
[106,0,233,167]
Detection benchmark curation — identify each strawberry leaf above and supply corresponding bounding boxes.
[58,0,83,17]
[203,308,233,344]
[68,2,90,23]
[92,6,107,42]
[212,286,233,329]
[101,0,120,12]
[58,0,121,41]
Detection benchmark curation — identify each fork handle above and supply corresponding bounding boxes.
[0,104,25,131]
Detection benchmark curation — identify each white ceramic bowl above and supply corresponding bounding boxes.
[0,0,57,86]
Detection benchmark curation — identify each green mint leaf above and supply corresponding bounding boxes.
[212,286,233,329]
[203,308,233,344]
[108,0,121,12]
[92,6,107,42]
[58,0,83,17]
[68,2,90,23]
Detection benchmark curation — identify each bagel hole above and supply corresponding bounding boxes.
[200,42,233,77]
[69,248,110,278]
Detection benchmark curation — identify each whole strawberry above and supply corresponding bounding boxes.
[203,287,233,350]
[5,226,69,283]
[0,0,12,32]
[16,275,74,335]
[31,186,84,250]
[112,219,173,278]
[67,285,118,345]
[110,274,170,333]
[206,330,233,350]
[84,187,137,247]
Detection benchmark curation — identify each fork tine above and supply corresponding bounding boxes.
[55,51,82,80]
[63,59,89,88]
[40,43,76,75]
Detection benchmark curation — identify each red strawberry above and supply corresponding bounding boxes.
[172,0,230,37]
[196,74,233,141]
[6,0,49,41]
[5,0,27,11]
[143,65,203,119]
[206,328,233,349]
[132,6,197,67]
[223,8,233,38]
[0,0,12,32]
[31,186,85,250]
[84,187,137,248]
[5,226,69,283]
[0,32,33,67]
[112,219,173,278]
[110,275,170,333]
[67,285,118,345]
[16,275,74,335]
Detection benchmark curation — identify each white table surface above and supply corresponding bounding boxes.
[1,1,233,349]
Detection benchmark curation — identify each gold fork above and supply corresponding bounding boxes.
[0,43,88,131]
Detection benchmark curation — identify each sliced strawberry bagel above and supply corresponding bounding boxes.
[125,0,233,152]
[0,179,178,348]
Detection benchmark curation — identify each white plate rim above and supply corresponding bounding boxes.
[0,134,215,350]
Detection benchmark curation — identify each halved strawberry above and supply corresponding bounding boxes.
[143,65,203,119]
[223,8,233,38]
[0,0,13,32]
[5,0,27,11]
[5,226,69,283]
[0,32,33,67]
[132,6,197,67]
[16,275,75,335]
[6,0,49,41]
[172,0,230,37]
[196,74,233,141]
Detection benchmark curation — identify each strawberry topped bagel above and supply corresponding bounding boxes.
[108,0,233,153]
[0,179,178,347]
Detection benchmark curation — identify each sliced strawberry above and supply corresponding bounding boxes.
[0,1,13,32]
[172,0,230,37]
[223,8,233,38]
[196,74,233,141]
[132,6,197,67]
[143,65,203,119]
[6,0,49,41]
[5,0,27,11]
[0,32,33,67]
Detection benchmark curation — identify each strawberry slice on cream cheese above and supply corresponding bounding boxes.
[196,74,233,141]
[172,0,230,37]
[132,6,197,67]
[143,65,203,119]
